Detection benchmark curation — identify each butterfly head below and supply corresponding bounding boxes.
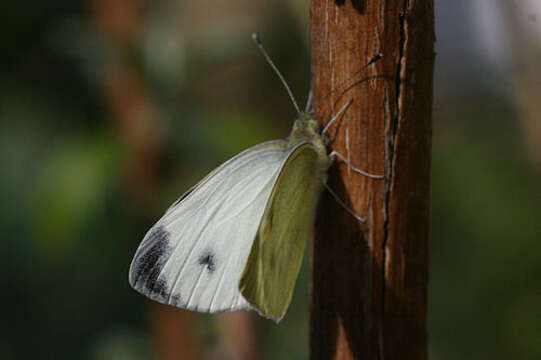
[292,113,320,136]
[289,113,328,155]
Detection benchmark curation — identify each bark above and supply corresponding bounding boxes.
[310,1,434,359]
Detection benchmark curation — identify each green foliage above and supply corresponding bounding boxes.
[430,96,541,359]
[31,136,119,258]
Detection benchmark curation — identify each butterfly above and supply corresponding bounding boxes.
[128,34,382,322]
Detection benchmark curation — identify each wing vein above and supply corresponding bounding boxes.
[164,160,281,303]
[208,257,232,312]
[186,267,207,309]
[130,140,291,314]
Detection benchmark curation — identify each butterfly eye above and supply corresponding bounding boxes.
[308,118,319,132]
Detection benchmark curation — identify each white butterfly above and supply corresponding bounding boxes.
[129,34,382,322]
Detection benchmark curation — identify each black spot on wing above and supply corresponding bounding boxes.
[131,225,172,299]
[198,250,216,273]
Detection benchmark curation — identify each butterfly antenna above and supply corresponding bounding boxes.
[321,99,353,135]
[252,33,302,117]
[305,89,313,113]
[314,53,382,111]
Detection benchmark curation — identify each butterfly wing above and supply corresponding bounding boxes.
[239,143,326,321]
[129,140,289,313]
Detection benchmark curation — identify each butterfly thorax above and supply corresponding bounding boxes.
[288,114,331,175]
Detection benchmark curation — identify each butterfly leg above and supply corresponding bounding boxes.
[329,151,384,179]
[324,183,366,222]
[321,99,354,135]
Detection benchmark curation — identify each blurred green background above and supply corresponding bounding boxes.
[1,0,539,359]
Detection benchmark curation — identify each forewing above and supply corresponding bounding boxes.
[239,143,324,321]
[129,140,289,313]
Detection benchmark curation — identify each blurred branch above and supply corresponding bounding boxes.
[150,304,203,360]
[90,0,161,214]
[89,1,258,359]
[89,1,203,359]
[215,313,258,360]
[310,1,434,359]
[506,0,541,171]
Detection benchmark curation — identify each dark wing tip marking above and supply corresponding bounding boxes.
[198,250,216,273]
[171,294,182,307]
[130,225,172,300]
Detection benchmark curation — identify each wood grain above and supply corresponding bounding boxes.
[310,1,434,359]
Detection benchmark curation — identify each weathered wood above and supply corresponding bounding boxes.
[310,1,434,359]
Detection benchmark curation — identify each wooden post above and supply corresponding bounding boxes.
[310,1,434,359]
